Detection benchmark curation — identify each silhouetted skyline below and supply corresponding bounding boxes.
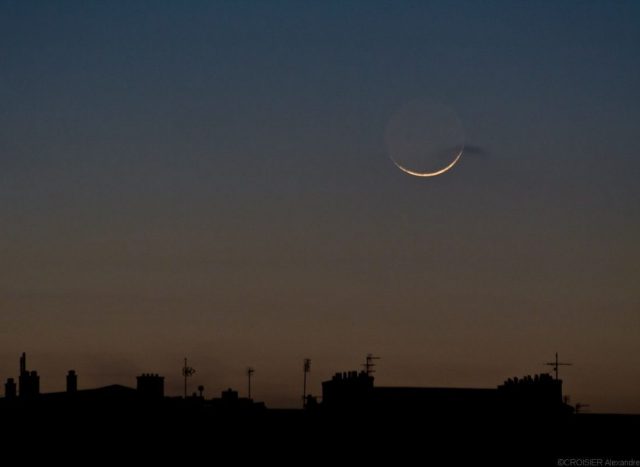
[0,350,629,418]
[0,351,576,415]
[1,1,639,414]
[4,351,639,463]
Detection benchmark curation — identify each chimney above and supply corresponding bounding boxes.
[30,371,40,395]
[18,352,40,398]
[4,378,16,399]
[66,370,77,393]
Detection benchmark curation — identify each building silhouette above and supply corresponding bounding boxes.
[0,353,270,415]
[136,374,165,399]
[1,352,571,417]
[0,352,636,461]
[18,353,39,398]
[321,370,570,416]
[4,378,16,399]
[66,370,78,393]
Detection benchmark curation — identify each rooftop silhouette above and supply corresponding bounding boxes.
[2,352,572,416]
[1,351,637,462]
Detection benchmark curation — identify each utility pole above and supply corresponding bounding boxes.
[363,353,380,376]
[302,358,311,408]
[182,358,196,398]
[545,352,572,381]
[247,367,255,400]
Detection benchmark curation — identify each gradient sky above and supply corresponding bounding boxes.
[1,0,639,412]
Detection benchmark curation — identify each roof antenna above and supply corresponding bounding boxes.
[544,352,572,381]
[363,353,380,376]
[182,358,196,398]
[302,358,311,408]
[246,367,255,400]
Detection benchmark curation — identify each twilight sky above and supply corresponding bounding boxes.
[1,1,639,412]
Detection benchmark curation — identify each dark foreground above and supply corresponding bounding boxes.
[1,404,638,465]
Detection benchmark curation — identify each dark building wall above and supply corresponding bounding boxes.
[19,371,40,398]
[136,374,165,399]
[66,370,78,393]
[4,378,16,399]
[221,388,239,402]
[322,371,566,416]
[371,386,499,415]
[322,371,374,409]
[497,374,564,413]
[209,388,266,412]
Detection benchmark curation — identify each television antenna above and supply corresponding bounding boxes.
[182,358,196,398]
[545,352,572,381]
[302,358,311,408]
[246,367,255,399]
[363,353,380,376]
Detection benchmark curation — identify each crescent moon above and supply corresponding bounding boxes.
[392,148,464,177]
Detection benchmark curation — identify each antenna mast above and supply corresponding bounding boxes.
[363,353,380,376]
[182,358,196,398]
[302,358,311,408]
[246,367,255,399]
[544,352,572,381]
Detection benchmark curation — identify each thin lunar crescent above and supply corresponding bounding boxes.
[392,148,464,177]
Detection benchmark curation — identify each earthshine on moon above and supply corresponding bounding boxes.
[385,97,465,178]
